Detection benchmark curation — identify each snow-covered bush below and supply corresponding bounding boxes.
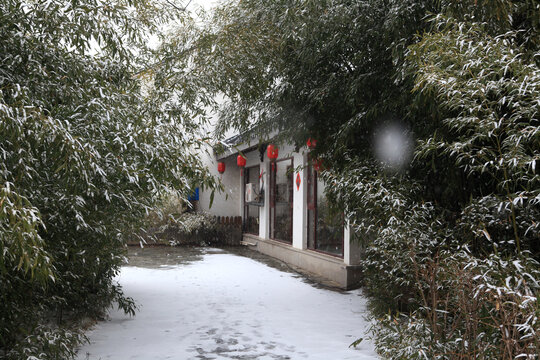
[178,212,218,236]
[0,0,216,358]
[342,5,539,357]
[147,211,221,246]
[371,251,539,359]
[4,326,85,360]
[141,192,221,246]
[143,192,186,231]
[355,4,539,358]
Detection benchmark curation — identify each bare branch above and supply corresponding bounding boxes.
[163,0,192,12]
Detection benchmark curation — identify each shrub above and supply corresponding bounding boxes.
[3,326,85,360]
[169,211,220,246]
[0,1,215,358]
[371,251,540,359]
[144,209,221,246]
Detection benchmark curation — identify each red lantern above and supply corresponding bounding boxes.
[217,162,226,174]
[237,154,246,175]
[267,144,279,160]
[237,154,246,168]
[313,158,323,172]
[306,138,317,149]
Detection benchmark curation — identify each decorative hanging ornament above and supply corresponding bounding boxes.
[237,154,246,176]
[217,162,226,174]
[267,144,279,172]
[313,158,324,172]
[306,138,317,149]
[237,155,246,167]
[266,144,279,160]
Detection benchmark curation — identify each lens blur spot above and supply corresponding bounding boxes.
[373,123,413,171]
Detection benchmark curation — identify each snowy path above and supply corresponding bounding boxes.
[77,248,377,360]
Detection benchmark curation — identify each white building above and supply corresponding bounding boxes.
[199,134,363,289]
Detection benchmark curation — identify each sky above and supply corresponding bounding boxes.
[190,0,220,11]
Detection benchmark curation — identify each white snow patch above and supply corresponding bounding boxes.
[77,253,378,359]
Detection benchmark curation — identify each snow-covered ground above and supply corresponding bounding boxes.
[77,248,378,360]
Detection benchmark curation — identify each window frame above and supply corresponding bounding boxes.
[307,164,344,258]
[269,157,294,244]
[243,165,261,235]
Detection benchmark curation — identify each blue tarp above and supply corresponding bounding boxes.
[188,187,199,201]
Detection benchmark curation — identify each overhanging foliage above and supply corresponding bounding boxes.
[1,0,216,358]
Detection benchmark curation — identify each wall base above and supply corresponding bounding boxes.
[243,234,362,290]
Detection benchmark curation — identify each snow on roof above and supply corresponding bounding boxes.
[216,127,277,160]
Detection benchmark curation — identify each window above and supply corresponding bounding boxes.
[270,158,293,243]
[243,165,260,235]
[307,164,344,257]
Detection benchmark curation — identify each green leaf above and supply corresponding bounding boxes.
[349,338,363,348]
[209,189,215,209]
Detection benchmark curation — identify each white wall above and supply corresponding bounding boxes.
[259,160,269,239]
[292,151,307,250]
[198,147,242,217]
[199,146,264,217]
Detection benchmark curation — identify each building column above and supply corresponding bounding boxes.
[239,167,244,220]
[292,152,306,250]
[344,222,363,265]
[259,160,270,239]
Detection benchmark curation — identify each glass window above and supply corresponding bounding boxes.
[307,164,344,257]
[243,165,260,235]
[270,158,293,243]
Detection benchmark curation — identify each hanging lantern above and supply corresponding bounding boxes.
[267,144,279,160]
[217,162,226,174]
[313,158,324,172]
[237,154,246,168]
[237,154,246,175]
[306,138,317,149]
[267,144,279,172]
